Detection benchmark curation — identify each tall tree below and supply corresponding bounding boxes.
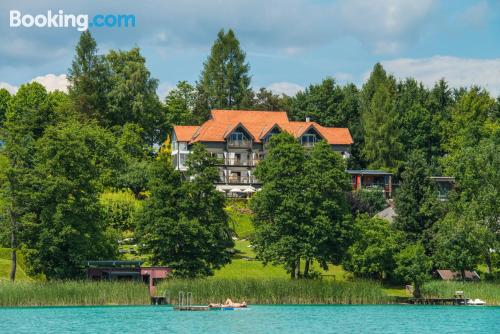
[1,83,54,281]
[67,31,110,122]
[178,143,234,276]
[303,141,352,273]
[250,133,308,278]
[106,48,163,144]
[136,145,233,277]
[394,151,443,244]
[361,64,402,170]
[25,120,123,279]
[198,29,251,115]
[251,134,351,278]
[428,79,453,160]
[394,79,438,165]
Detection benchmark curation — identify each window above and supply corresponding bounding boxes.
[179,153,187,167]
[230,132,246,141]
[301,134,317,146]
[228,131,250,147]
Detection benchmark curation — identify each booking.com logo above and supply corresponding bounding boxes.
[9,10,136,31]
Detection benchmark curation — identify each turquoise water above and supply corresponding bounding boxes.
[0,305,498,333]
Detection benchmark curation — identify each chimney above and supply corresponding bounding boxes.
[306,117,310,122]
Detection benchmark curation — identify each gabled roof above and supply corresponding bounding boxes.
[177,110,353,145]
[223,122,256,139]
[435,269,480,280]
[259,123,282,139]
[173,126,199,142]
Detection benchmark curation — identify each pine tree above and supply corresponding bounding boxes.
[198,29,251,116]
[361,64,402,171]
[67,31,110,122]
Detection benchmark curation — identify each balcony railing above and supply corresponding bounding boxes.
[227,139,252,148]
[223,158,260,166]
[217,176,260,184]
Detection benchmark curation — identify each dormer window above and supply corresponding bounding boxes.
[301,134,317,147]
[228,129,251,148]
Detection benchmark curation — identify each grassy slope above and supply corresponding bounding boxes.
[217,205,349,281]
[0,249,31,281]
[0,259,31,281]
[222,202,409,298]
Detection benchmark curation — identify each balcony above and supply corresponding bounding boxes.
[224,158,260,166]
[227,139,252,148]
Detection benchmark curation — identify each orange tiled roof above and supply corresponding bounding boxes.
[175,110,353,145]
[173,125,199,141]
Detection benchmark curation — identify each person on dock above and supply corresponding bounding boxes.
[224,299,247,308]
[208,299,247,308]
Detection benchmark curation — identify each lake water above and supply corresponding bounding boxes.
[0,305,498,333]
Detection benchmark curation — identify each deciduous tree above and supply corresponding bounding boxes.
[395,243,432,298]
[344,215,400,280]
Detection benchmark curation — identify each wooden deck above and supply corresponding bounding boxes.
[174,305,210,311]
[409,298,469,305]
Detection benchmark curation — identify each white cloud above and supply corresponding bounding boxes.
[335,0,435,54]
[0,82,18,94]
[381,56,500,96]
[31,74,68,92]
[0,74,69,94]
[267,82,304,96]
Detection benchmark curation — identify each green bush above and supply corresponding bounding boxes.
[100,189,142,231]
[348,188,387,216]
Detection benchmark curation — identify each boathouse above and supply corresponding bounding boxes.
[85,260,171,295]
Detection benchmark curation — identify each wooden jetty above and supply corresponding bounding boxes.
[408,290,470,306]
[409,298,469,305]
[173,305,210,311]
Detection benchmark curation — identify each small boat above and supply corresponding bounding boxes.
[467,298,486,306]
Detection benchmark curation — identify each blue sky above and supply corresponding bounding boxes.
[1,0,500,97]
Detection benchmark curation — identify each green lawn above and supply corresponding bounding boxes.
[228,212,254,239]
[215,239,348,280]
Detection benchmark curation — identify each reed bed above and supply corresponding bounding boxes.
[421,281,500,305]
[159,278,393,305]
[0,281,150,307]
